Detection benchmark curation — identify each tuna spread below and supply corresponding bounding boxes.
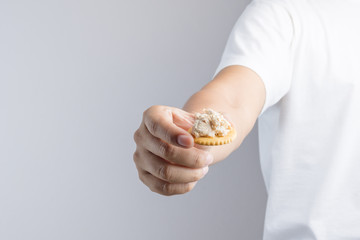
[192,108,231,138]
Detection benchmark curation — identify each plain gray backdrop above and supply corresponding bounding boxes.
[0,0,267,239]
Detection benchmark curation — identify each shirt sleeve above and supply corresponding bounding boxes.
[214,0,294,116]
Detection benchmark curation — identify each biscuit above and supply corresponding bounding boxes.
[188,127,237,146]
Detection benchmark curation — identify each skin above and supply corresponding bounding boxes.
[133,65,266,196]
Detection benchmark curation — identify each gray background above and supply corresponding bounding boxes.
[0,0,267,239]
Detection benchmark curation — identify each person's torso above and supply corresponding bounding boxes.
[259,0,360,239]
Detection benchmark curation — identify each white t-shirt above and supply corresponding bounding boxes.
[215,0,360,239]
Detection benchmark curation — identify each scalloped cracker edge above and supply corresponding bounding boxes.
[188,127,237,146]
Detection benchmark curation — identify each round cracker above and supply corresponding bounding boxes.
[188,127,237,146]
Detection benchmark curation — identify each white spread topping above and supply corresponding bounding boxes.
[192,108,231,138]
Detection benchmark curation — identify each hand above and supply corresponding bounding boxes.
[133,105,214,196]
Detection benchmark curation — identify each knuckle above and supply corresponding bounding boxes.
[142,110,148,120]
[148,180,161,194]
[158,141,174,159]
[184,183,194,193]
[133,151,139,162]
[158,164,171,181]
[149,186,158,194]
[144,105,161,119]
[163,128,172,144]
[195,152,210,168]
[161,182,172,196]
[164,128,177,146]
[192,152,204,168]
[151,105,163,111]
[147,119,159,136]
[144,106,172,140]
[143,107,160,135]
[193,170,203,181]
[143,106,154,117]
[133,129,142,144]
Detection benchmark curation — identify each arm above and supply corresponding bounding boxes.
[183,65,265,164]
[133,65,265,196]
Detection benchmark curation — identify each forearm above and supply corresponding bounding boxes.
[183,65,265,164]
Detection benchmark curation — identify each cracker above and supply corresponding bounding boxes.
[188,127,237,146]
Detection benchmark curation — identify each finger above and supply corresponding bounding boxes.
[135,148,209,183]
[172,108,194,130]
[143,106,194,148]
[135,123,213,168]
[138,170,197,196]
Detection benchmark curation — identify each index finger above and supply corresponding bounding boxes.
[143,106,194,148]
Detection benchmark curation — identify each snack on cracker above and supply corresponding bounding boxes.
[189,108,236,145]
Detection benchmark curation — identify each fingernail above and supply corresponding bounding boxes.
[177,135,192,147]
[203,166,209,175]
[206,154,214,165]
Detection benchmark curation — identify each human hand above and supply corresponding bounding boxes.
[133,105,213,196]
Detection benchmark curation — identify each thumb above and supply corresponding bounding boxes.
[172,108,195,148]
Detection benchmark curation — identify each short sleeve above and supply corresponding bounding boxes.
[214,0,294,116]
